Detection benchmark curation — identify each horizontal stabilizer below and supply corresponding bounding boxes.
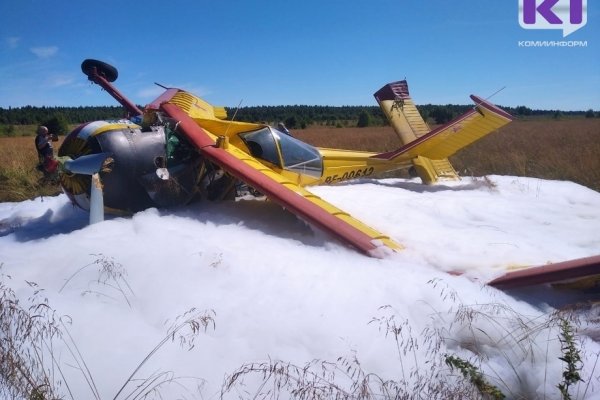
[373,96,513,162]
[412,156,459,184]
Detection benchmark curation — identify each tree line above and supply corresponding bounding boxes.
[0,104,596,136]
[229,104,597,128]
[0,105,126,126]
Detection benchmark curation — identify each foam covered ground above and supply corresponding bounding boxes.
[1,175,599,399]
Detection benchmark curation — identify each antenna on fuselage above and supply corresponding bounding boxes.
[229,99,244,122]
[223,99,244,137]
[470,86,507,116]
[485,86,506,101]
[474,86,506,107]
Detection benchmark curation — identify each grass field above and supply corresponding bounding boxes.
[450,118,600,191]
[294,118,600,191]
[0,135,65,201]
[0,118,598,203]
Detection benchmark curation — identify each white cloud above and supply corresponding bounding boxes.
[6,36,20,49]
[187,85,211,98]
[137,85,165,99]
[137,84,210,100]
[30,46,59,59]
[47,75,75,88]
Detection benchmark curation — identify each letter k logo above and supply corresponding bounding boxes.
[519,0,587,37]
[523,0,562,24]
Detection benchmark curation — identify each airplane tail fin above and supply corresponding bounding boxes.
[374,80,430,145]
[374,81,513,184]
[374,80,459,183]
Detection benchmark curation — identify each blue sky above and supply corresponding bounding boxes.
[0,0,598,110]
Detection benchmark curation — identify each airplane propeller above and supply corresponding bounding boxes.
[62,153,113,224]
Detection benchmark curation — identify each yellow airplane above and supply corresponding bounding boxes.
[58,59,512,257]
[55,59,600,293]
[156,80,513,188]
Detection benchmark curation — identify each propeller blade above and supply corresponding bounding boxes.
[61,153,111,224]
[64,153,113,175]
[89,172,104,224]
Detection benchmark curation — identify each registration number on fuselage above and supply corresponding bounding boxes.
[324,167,375,184]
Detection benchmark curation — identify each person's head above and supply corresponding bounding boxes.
[37,126,49,136]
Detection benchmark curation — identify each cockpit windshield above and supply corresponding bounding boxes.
[276,129,323,177]
[240,127,323,178]
[240,127,281,166]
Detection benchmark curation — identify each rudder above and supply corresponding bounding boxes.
[374,80,460,183]
[374,80,430,145]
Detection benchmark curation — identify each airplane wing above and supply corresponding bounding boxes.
[488,255,600,290]
[158,98,403,257]
[372,96,513,161]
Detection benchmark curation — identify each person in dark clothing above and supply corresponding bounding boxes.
[35,126,58,174]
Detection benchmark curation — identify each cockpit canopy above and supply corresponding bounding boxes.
[240,127,323,177]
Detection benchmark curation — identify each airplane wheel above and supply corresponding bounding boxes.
[81,59,118,82]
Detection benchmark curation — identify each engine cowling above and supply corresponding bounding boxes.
[58,120,202,214]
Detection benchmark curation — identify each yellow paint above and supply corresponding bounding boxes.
[378,97,430,144]
[220,141,404,252]
[316,148,409,185]
[552,275,600,291]
[90,123,141,136]
[163,88,512,254]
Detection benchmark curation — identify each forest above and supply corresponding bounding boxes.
[0,103,596,136]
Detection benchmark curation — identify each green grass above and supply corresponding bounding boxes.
[0,124,39,137]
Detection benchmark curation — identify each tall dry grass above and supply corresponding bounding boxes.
[0,136,63,201]
[295,126,400,152]
[450,119,600,192]
[295,118,600,192]
[221,280,599,399]
[0,118,598,203]
[0,257,216,400]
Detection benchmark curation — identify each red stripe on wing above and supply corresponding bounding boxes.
[489,255,600,289]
